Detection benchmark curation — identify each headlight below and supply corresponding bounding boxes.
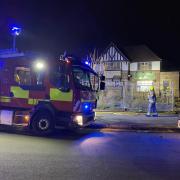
[74,115,83,126]
[24,115,30,123]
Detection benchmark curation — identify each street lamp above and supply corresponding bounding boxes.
[11,26,21,51]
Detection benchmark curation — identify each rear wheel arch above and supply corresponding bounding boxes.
[31,102,55,118]
[31,110,55,135]
[29,102,56,133]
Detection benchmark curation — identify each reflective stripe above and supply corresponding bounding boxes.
[10,86,73,103]
[81,99,96,102]
[50,88,73,101]
[0,96,11,102]
[28,99,34,105]
[28,99,38,105]
[73,100,81,112]
[11,86,29,98]
[28,99,50,105]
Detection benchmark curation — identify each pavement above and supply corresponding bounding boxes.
[92,111,180,132]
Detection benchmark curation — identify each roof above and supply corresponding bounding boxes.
[0,49,25,58]
[124,45,162,62]
[98,42,129,62]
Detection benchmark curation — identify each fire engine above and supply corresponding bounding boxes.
[0,55,105,135]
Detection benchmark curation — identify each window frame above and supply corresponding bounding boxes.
[14,66,45,90]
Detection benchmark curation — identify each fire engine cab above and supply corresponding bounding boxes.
[0,55,105,135]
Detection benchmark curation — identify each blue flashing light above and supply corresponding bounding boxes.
[83,103,91,112]
[82,56,92,66]
[85,104,89,109]
[11,26,21,36]
[84,60,91,66]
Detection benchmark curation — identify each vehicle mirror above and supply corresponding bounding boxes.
[100,82,105,90]
[100,75,105,81]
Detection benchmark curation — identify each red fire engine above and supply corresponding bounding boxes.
[0,55,105,135]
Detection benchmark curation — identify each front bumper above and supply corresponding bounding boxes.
[71,111,95,127]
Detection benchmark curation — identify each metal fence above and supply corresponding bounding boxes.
[97,81,174,112]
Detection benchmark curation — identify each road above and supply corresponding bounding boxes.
[0,129,180,180]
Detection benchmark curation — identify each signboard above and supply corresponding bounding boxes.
[134,72,156,80]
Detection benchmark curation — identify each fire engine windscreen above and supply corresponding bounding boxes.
[73,67,98,91]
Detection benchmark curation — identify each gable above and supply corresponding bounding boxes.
[99,44,129,62]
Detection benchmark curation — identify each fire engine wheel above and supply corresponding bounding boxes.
[32,112,54,135]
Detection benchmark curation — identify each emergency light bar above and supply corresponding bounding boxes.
[11,27,21,36]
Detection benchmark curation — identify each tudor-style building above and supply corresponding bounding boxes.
[92,43,179,97]
[92,43,129,88]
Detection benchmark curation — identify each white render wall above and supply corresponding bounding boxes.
[152,61,160,70]
[130,61,160,71]
[130,62,138,71]
[93,63,105,74]
[104,71,121,79]
[122,62,129,71]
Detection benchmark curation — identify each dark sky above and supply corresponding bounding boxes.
[0,0,179,70]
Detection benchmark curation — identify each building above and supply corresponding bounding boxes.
[91,43,179,111]
[125,45,179,97]
[92,43,129,88]
[125,45,162,94]
[92,43,179,97]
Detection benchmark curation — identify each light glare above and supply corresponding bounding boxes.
[74,115,83,126]
[36,62,44,69]
[34,60,46,70]
[11,27,21,36]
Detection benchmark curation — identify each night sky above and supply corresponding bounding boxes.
[0,0,179,70]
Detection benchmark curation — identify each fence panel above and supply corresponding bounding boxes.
[97,82,174,112]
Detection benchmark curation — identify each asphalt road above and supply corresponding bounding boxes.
[0,129,180,180]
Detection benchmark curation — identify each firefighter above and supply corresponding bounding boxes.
[146,86,158,117]
[15,74,20,84]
